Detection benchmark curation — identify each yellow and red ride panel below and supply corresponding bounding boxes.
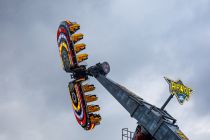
[57,20,101,130]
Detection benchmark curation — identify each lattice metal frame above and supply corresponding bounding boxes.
[122,128,134,140]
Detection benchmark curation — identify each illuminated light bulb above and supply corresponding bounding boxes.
[74,43,86,53]
[82,84,95,92]
[71,33,83,43]
[84,95,98,103]
[87,105,100,112]
[70,23,80,33]
[77,54,88,63]
[89,124,95,130]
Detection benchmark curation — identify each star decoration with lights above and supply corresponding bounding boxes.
[164,77,193,105]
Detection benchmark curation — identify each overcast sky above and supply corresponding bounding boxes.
[0,0,210,140]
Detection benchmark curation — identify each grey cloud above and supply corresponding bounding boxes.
[0,0,210,140]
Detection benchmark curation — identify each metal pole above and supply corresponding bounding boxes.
[127,128,128,140]
[161,94,174,110]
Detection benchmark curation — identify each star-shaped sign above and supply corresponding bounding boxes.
[164,77,193,105]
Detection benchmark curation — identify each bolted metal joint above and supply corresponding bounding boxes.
[88,62,110,77]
